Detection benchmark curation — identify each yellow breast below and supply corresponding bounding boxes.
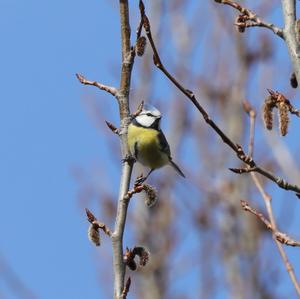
[127,123,169,169]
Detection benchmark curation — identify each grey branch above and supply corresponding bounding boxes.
[281,0,300,91]
[111,1,136,299]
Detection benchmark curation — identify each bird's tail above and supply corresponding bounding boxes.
[169,160,185,178]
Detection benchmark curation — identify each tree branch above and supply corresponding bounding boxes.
[111,1,135,299]
[281,0,300,90]
[76,73,117,96]
[250,171,300,296]
[241,200,300,247]
[214,0,284,38]
[140,3,300,197]
[243,102,300,297]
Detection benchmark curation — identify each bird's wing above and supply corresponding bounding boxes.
[158,130,185,178]
[157,130,171,157]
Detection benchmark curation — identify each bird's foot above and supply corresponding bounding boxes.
[122,154,136,165]
[134,174,147,186]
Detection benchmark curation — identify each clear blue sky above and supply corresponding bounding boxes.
[1,0,300,298]
[0,0,121,298]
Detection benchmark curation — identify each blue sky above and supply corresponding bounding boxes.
[0,0,121,298]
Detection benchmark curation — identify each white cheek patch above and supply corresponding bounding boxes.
[136,115,155,127]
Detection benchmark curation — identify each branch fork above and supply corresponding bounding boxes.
[241,200,300,247]
[215,0,284,38]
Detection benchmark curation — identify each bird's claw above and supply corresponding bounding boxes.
[122,154,136,165]
[134,174,147,186]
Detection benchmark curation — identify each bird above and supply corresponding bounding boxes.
[127,104,185,182]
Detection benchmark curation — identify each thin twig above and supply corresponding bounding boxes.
[136,0,145,40]
[229,167,257,174]
[139,2,300,197]
[124,184,145,201]
[76,73,117,96]
[250,172,300,296]
[244,104,300,297]
[241,200,300,247]
[214,0,284,38]
[242,100,256,156]
[105,121,120,135]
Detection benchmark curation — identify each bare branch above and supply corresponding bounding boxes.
[281,0,300,91]
[242,100,256,156]
[241,200,300,247]
[214,0,284,38]
[250,172,300,296]
[140,2,300,197]
[76,73,117,96]
[105,121,120,135]
[124,184,145,201]
[243,103,300,296]
[229,167,257,174]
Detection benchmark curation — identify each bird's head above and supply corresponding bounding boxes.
[134,104,162,128]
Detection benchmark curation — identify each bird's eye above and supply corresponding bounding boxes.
[146,113,152,117]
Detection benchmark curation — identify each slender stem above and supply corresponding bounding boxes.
[215,0,284,38]
[248,110,255,157]
[112,1,134,298]
[246,106,300,297]
[76,73,117,96]
[250,172,300,297]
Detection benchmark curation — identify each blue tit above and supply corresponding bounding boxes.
[127,104,185,180]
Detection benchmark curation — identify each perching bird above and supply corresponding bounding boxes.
[127,104,185,181]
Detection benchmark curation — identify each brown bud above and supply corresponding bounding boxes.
[124,248,137,271]
[290,72,298,88]
[132,246,150,266]
[237,24,245,33]
[278,101,289,136]
[142,15,150,32]
[124,246,150,270]
[86,208,96,223]
[139,0,145,16]
[88,224,100,246]
[236,14,246,33]
[126,259,137,271]
[136,36,147,56]
[143,184,158,207]
[262,95,275,130]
